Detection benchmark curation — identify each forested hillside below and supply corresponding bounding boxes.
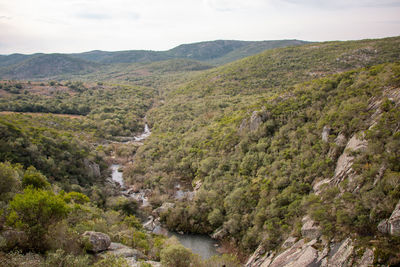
[125,36,400,265]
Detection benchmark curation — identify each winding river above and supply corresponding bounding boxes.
[110,124,219,260]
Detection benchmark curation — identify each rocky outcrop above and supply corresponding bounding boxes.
[301,216,321,240]
[269,239,320,267]
[378,200,400,236]
[250,111,264,132]
[82,231,111,252]
[333,134,367,185]
[246,237,362,267]
[239,109,268,133]
[313,133,367,194]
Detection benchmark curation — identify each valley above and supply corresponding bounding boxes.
[0,36,399,266]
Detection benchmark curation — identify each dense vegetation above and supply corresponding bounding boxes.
[0,81,155,138]
[124,36,400,262]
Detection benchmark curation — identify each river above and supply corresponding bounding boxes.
[110,124,219,260]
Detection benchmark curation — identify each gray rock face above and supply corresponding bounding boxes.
[322,126,331,142]
[269,239,319,267]
[301,216,321,240]
[250,111,264,132]
[83,231,111,252]
[333,134,367,185]
[247,237,369,267]
[239,109,267,133]
[326,238,354,267]
[314,133,367,194]
[378,200,400,236]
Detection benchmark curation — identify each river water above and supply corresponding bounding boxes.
[110,126,219,259]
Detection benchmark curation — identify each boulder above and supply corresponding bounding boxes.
[82,231,111,252]
[106,242,145,259]
[301,216,321,240]
[377,200,400,236]
[152,202,175,216]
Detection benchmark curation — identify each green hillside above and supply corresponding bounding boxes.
[0,54,98,79]
[124,36,400,263]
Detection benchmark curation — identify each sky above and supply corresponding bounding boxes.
[0,0,400,54]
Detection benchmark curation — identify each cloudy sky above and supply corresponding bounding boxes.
[0,0,400,54]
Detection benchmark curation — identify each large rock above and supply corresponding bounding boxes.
[301,216,321,240]
[378,200,400,236]
[105,242,145,259]
[83,231,111,252]
[152,202,175,216]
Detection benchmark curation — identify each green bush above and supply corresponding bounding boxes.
[7,188,69,251]
[22,166,50,189]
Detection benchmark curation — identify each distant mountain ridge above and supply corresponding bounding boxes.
[0,39,309,79]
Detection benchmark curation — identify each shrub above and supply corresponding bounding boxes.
[160,240,198,267]
[7,188,69,251]
[22,166,50,190]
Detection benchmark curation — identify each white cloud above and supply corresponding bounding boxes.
[0,0,399,54]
